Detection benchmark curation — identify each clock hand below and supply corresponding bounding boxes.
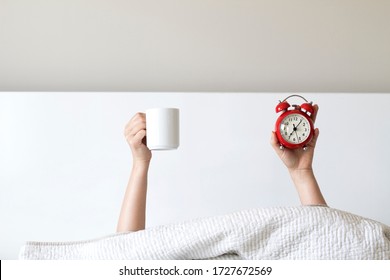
[294,131,299,142]
[295,119,302,129]
[290,120,303,141]
[289,124,296,139]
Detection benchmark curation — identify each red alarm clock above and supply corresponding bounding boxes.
[275,95,315,150]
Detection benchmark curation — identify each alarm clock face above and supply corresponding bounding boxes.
[279,113,312,145]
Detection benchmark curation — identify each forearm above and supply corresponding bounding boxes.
[117,161,150,232]
[289,169,327,206]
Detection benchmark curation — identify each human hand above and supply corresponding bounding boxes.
[124,113,152,164]
[270,105,319,172]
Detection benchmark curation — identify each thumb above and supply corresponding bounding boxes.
[270,131,284,156]
[309,128,320,147]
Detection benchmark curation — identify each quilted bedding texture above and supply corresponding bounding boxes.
[19,206,390,260]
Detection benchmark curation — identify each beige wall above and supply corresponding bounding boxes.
[1,0,389,92]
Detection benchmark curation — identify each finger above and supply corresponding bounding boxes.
[124,113,146,135]
[270,131,284,156]
[125,128,146,144]
[125,112,146,128]
[127,120,147,136]
[125,121,145,137]
[311,104,319,123]
[131,129,147,147]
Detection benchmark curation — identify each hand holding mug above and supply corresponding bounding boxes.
[124,113,152,163]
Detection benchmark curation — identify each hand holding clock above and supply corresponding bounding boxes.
[271,104,327,206]
[271,104,319,172]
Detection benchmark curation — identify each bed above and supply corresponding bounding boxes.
[19,206,390,260]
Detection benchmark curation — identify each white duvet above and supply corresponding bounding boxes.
[19,206,390,260]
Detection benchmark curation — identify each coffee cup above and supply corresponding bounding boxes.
[145,108,180,150]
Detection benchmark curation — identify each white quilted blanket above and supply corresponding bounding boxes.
[19,206,390,260]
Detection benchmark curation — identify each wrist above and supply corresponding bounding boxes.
[288,168,327,206]
[288,168,315,182]
[132,159,151,170]
[132,151,152,167]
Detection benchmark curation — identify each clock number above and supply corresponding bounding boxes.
[280,114,312,144]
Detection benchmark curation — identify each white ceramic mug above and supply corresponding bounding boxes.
[145,108,180,150]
